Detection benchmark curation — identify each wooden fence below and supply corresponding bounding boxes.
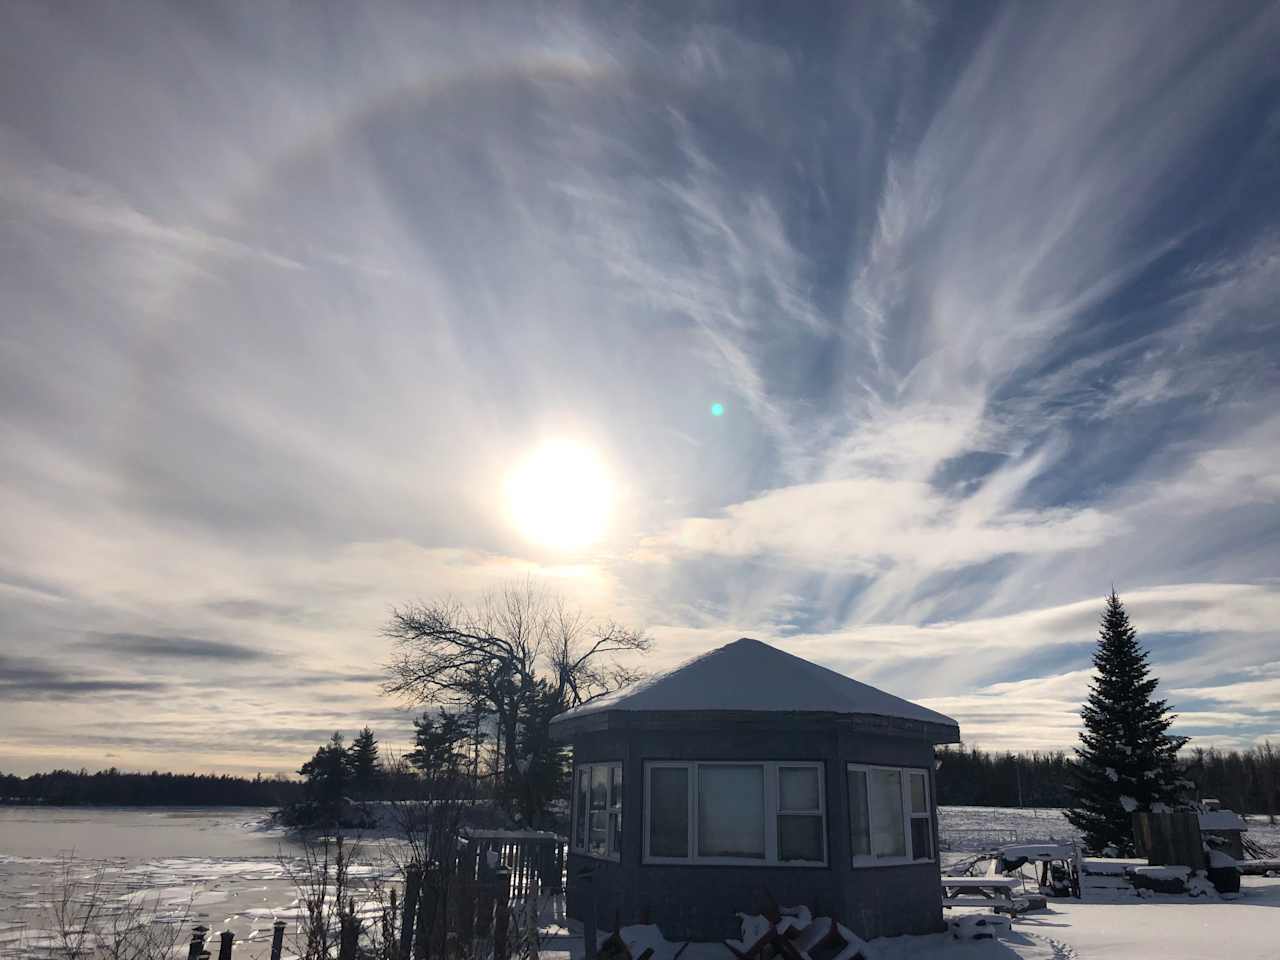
[1131,811,1206,869]
[182,832,567,960]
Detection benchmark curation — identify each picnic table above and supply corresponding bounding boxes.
[940,876,1021,905]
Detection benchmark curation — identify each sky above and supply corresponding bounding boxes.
[2,1,1279,776]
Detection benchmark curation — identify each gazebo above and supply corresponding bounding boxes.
[549,637,961,942]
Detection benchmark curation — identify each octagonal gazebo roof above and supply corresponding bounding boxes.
[550,636,959,743]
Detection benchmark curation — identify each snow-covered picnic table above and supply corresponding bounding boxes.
[940,876,1021,903]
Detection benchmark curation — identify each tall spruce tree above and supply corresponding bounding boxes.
[1066,591,1187,854]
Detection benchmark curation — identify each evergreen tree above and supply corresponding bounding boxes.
[1066,591,1188,854]
[407,709,471,776]
[348,727,381,798]
[299,731,350,804]
[504,679,569,827]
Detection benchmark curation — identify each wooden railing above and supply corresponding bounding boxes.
[459,829,567,899]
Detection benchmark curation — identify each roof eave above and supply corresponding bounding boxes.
[550,708,961,745]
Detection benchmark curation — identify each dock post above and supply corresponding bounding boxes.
[269,920,286,960]
[188,925,209,960]
[217,930,233,960]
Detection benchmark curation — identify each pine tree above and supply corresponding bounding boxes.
[407,709,470,776]
[299,731,350,804]
[348,727,381,798]
[1066,591,1188,854]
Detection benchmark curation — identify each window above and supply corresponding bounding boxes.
[777,766,824,862]
[573,762,622,860]
[644,761,826,865]
[647,765,688,858]
[699,765,765,858]
[847,764,934,865]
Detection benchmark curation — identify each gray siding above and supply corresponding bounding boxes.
[566,719,945,942]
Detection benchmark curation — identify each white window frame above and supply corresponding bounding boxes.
[846,763,935,867]
[642,761,827,867]
[572,761,622,862]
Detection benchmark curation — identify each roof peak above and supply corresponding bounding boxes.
[551,635,959,741]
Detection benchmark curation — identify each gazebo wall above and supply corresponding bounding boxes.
[565,720,944,942]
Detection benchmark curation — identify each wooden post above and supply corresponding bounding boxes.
[429,866,448,960]
[457,837,478,952]
[400,863,421,960]
[188,926,209,960]
[476,873,495,939]
[217,931,234,960]
[579,867,596,960]
[413,864,434,960]
[338,899,360,960]
[385,888,398,960]
[446,874,464,958]
[492,868,511,960]
[270,920,286,960]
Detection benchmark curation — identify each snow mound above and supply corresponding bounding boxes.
[1131,865,1189,880]
[1198,811,1247,831]
[947,913,1010,941]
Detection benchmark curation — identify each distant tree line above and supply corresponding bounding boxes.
[6,742,1274,818]
[936,742,1279,818]
[936,745,1076,807]
[0,768,304,806]
[1182,743,1279,819]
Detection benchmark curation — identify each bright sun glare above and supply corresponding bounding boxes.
[506,440,613,551]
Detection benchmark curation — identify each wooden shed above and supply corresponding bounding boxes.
[549,637,961,942]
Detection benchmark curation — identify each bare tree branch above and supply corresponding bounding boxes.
[380,580,649,823]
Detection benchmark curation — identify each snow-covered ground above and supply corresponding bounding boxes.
[935,806,1280,960]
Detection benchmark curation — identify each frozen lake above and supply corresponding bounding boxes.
[0,806,292,860]
[0,806,402,958]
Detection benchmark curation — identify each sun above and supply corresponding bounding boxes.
[506,440,613,551]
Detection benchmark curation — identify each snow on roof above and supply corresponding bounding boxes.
[1198,810,1247,831]
[551,637,958,730]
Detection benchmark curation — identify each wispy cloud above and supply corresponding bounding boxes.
[88,632,276,662]
[1,2,1278,771]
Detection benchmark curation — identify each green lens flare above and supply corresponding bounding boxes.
[710,402,724,417]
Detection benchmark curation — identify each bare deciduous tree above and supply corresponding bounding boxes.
[34,855,189,960]
[382,580,649,822]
